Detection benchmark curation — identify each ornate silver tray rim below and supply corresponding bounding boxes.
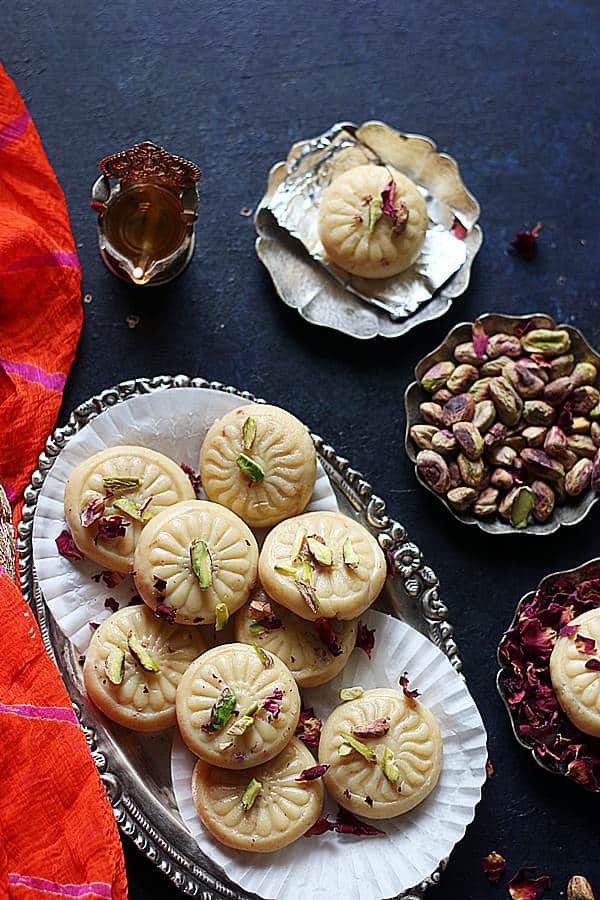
[18,375,464,900]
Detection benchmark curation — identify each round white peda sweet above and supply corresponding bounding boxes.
[199,404,317,528]
[550,607,600,738]
[318,688,442,819]
[191,737,324,853]
[133,500,258,626]
[234,585,358,687]
[318,164,428,279]
[64,445,196,574]
[83,605,206,733]
[258,511,386,622]
[176,642,301,769]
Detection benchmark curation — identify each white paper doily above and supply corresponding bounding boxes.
[171,608,487,900]
[32,388,338,653]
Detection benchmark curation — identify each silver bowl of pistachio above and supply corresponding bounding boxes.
[404,313,600,535]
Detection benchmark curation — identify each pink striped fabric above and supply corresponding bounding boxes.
[1,250,81,274]
[8,873,112,898]
[0,358,67,392]
[0,703,78,726]
[0,110,30,151]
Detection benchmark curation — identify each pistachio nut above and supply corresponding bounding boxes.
[489,377,523,426]
[498,488,518,521]
[469,377,493,402]
[419,402,445,428]
[446,486,478,511]
[487,444,517,467]
[431,429,458,456]
[431,387,453,405]
[571,362,598,387]
[543,376,574,407]
[457,453,485,487]
[416,450,450,494]
[486,333,522,359]
[554,477,567,503]
[521,328,571,357]
[567,434,597,458]
[567,875,595,900]
[448,460,462,489]
[549,353,575,379]
[544,426,568,459]
[410,424,438,451]
[453,341,482,365]
[446,363,479,394]
[421,361,455,392]
[561,449,578,470]
[481,355,515,377]
[473,487,499,517]
[571,416,591,434]
[491,467,514,491]
[590,402,600,421]
[503,431,526,452]
[510,485,535,528]
[442,393,476,426]
[592,449,600,493]
[484,422,508,449]
[522,400,555,427]
[503,360,545,398]
[522,426,547,447]
[571,385,600,415]
[521,448,565,481]
[591,422,600,447]
[472,400,496,432]
[515,356,550,383]
[530,480,556,523]
[453,422,484,460]
[565,458,593,496]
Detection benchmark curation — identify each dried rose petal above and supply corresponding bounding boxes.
[575,634,596,654]
[304,816,336,836]
[89,622,99,631]
[103,597,119,613]
[585,659,600,671]
[559,623,578,637]
[356,622,375,659]
[96,515,128,541]
[249,597,273,619]
[520,619,556,658]
[472,319,489,359]
[380,179,408,230]
[558,401,574,433]
[295,764,329,782]
[81,497,106,527]
[334,807,384,836]
[399,671,420,702]
[314,617,343,656]
[482,851,506,883]
[295,707,322,749]
[451,217,467,240]
[262,688,283,719]
[180,462,201,495]
[93,570,123,588]
[486,759,494,778]
[508,867,551,900]
[509,222,542,260]
[385,549,398,576]
[155,603,177,624]
[352,717,390,738]
[56,529,84,560]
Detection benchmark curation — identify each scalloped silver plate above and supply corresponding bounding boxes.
[19,375,464,900]
[255,121,483,340]
[404,312,600,536]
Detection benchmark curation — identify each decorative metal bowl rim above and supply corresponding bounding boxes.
[17,374,469,900]
[496,556,600,792]
[403,311,600,536]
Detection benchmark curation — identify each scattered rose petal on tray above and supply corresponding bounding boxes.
[295,764,329,782]
[481,851,506,883]
[314,617,343,656]
[356,622,375,658]
[55,529,83,560]
[305,807,384,838]
[103,597,119,613]
[509,222,542,260]
[472,318,489,359]
[155,603,177,624]
[295,707,322,749]
[508,867,551,900]
[180,462,202,495]
[399,671,420,702]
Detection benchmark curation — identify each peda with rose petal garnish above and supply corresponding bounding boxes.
[258,511,386,622]
[83,605,206,733]
[64,445,196,574]
[234,585,358,688]
[199,404,317,528]
[191,737,324,852]
[318,164,428,279]
[176,642,300,770]
[550,607,600,738]
[318,688,442,819]
[133,500,258,626]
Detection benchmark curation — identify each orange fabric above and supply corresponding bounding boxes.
[0,66,128,899]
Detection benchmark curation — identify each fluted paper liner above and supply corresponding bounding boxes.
[171,609,487,900]
[32,387,337,653]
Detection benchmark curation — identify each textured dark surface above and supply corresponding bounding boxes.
[3,0,600,897]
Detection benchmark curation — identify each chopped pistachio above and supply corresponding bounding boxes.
[227,703,259,736]
[339,686,364,702]
[102,476,141,495]
[236,453,265,482]
[379,746,400,784]
[241,777,262,811]
[298,559,314,585]
[218,739,234,752]
[367,196,383,233]
[113,497,152,523]
[190,539,213,588]
[342,537,359,569]
[295,565,319,613]
[127,632,159,672]
[307,536,333,566]
[274,563,297,577]
[241,416,257,451]
[339,731,376,762]
[252,642,274,668]
[338,743,353,758]
[290,525,307,564]
[209,687,237,731]
[215,602,229,631]
[105,646,125,684]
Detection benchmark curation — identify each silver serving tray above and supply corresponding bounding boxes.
[18,375,461,900]
[404,312,600,536]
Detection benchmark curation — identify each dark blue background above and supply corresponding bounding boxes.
[4,1,599,897]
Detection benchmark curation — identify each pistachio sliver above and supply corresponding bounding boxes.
[342,537,359,569]
[102,476,141,495]
[339,731,376,762]
[190,539,213,588]
[127,632,159,672]
[215,602,229,631]
[241,416,257,451]
[274,563,297,577]
[368,196,383,233]
[227,702,259,736]
[209,687,237,731]
[339,686,364,702]
[290,525,307,564]
[379,746,400,784]
[112,497,148,523]
[236,453,265,482]
[252,642,274,668]
[105,646,125,684]
[241,777,262,811]
[338,743,353,758]
[307,537,333,567]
